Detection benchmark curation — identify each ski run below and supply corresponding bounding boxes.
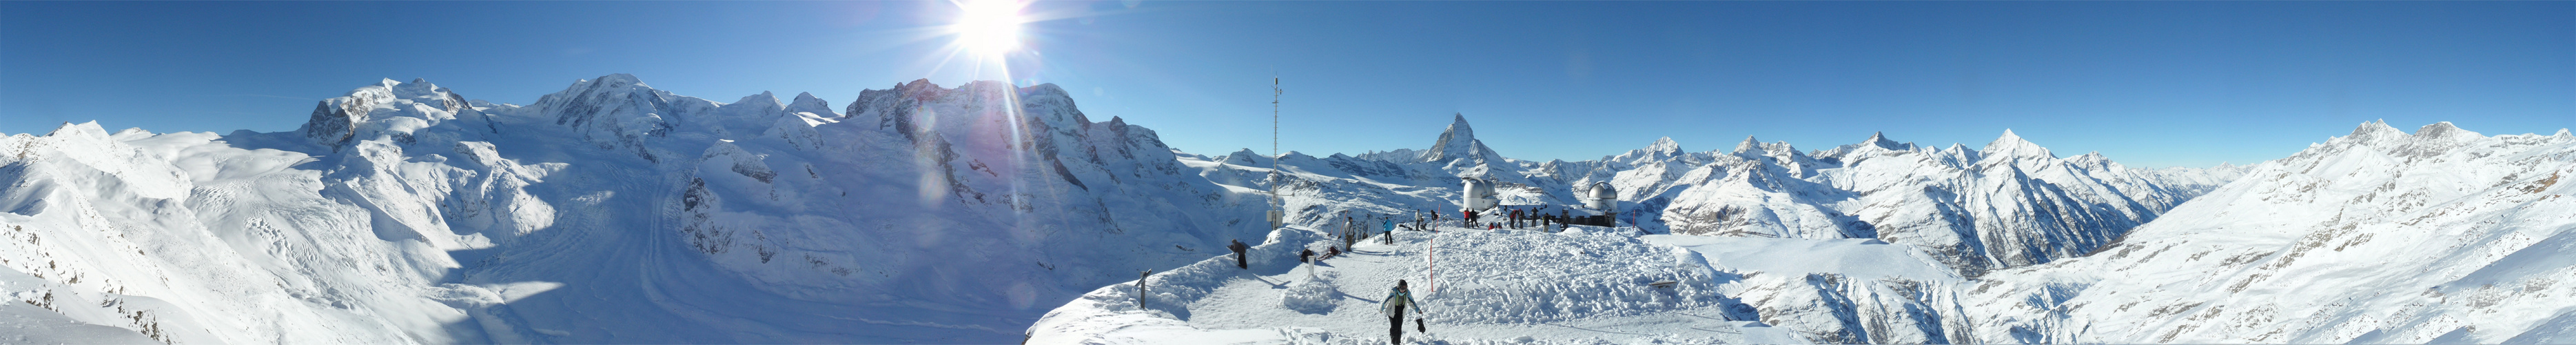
[0,75,2570,344]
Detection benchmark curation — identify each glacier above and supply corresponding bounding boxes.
[1,74,2567,344]
[0,75,1267,344]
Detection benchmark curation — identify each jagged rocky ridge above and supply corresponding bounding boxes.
[0,75,1269,344]
[18,73,2554,344]
[1954,121,2576,344]
[1038,120,2573,344]
[1186,115,2241,278]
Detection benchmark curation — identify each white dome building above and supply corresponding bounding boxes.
[1461,177,1499,211]
[1584,182,1617,210]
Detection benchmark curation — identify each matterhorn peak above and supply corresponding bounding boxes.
[1979,129,2055,159]
[1420,113,1495,163]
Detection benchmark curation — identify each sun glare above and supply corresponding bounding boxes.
[953,0,1024,57]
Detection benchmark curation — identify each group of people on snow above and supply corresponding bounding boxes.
[1464,206,1575,233]
[1230,204,1620,344]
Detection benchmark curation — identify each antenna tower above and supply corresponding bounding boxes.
[1267,75,1284,229]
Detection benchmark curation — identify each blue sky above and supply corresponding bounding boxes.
[3,1,2567,168]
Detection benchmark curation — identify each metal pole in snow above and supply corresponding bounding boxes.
[1137,270,1152,309]
[1425,235,1436,295]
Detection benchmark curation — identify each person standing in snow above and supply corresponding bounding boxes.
[1228,239,1250,269]
[1383,279,1424,344]
[1381,218,1396,244]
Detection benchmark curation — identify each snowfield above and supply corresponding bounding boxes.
[1027,224,1808,345]
[1,75,1269,344]
[0,73,2566,344]
[1953,121,2576,344]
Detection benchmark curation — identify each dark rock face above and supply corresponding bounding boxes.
[300,98,369,146]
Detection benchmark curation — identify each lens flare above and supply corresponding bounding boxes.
[952,0,1023,57]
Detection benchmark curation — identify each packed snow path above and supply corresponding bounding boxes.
[1029,222,1814,344]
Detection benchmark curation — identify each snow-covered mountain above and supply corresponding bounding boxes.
[0,75,1269,344]
[1956,121,2576,343]
[1034,112,2265,344]
[1183,115,2238,278]
[1029,119,2573,344]
[14,72,2557,344]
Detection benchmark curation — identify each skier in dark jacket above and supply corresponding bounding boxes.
[1384,279,1424,344]
[1227,239,1250,269]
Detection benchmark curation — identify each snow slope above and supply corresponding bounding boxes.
[1183,117,2242,279]
[28,72,2537,344]
[1032,121,2572,344]
[1028,224,1810,344]
[0,75,1271,344]
[1956,121,2576,343]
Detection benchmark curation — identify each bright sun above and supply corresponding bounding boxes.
[952,0,1024,57]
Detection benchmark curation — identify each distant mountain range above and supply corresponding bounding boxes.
[2,75,2565,344]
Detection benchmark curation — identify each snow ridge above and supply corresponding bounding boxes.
[0,75,1268,344]
[24,73,2551,345]
[1956,121,2576,343]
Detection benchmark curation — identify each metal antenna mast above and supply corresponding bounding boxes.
[1272,75,1280,168]
[1267,75,1284,229]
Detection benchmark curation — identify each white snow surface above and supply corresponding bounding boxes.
[8,72,2564,344]
[1954,121,2576,344]
[0,75,1269,344]
[1028,224,1809,345]
[1032,121,2576,344]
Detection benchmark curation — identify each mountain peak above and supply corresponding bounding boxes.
[732,92,784,110]
[1981,129,2054,159]
[1648,137,1681,153]
[2415,121,2479,140]
[595,73,644,87]
[2347,119,2406,141]
[1862,131,1908,150]
[1732,136,1761,154]
[2558,128,2572,137]
[1421,113,1496,163]
[1222,148,1270,166]
[787,92,837,117]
